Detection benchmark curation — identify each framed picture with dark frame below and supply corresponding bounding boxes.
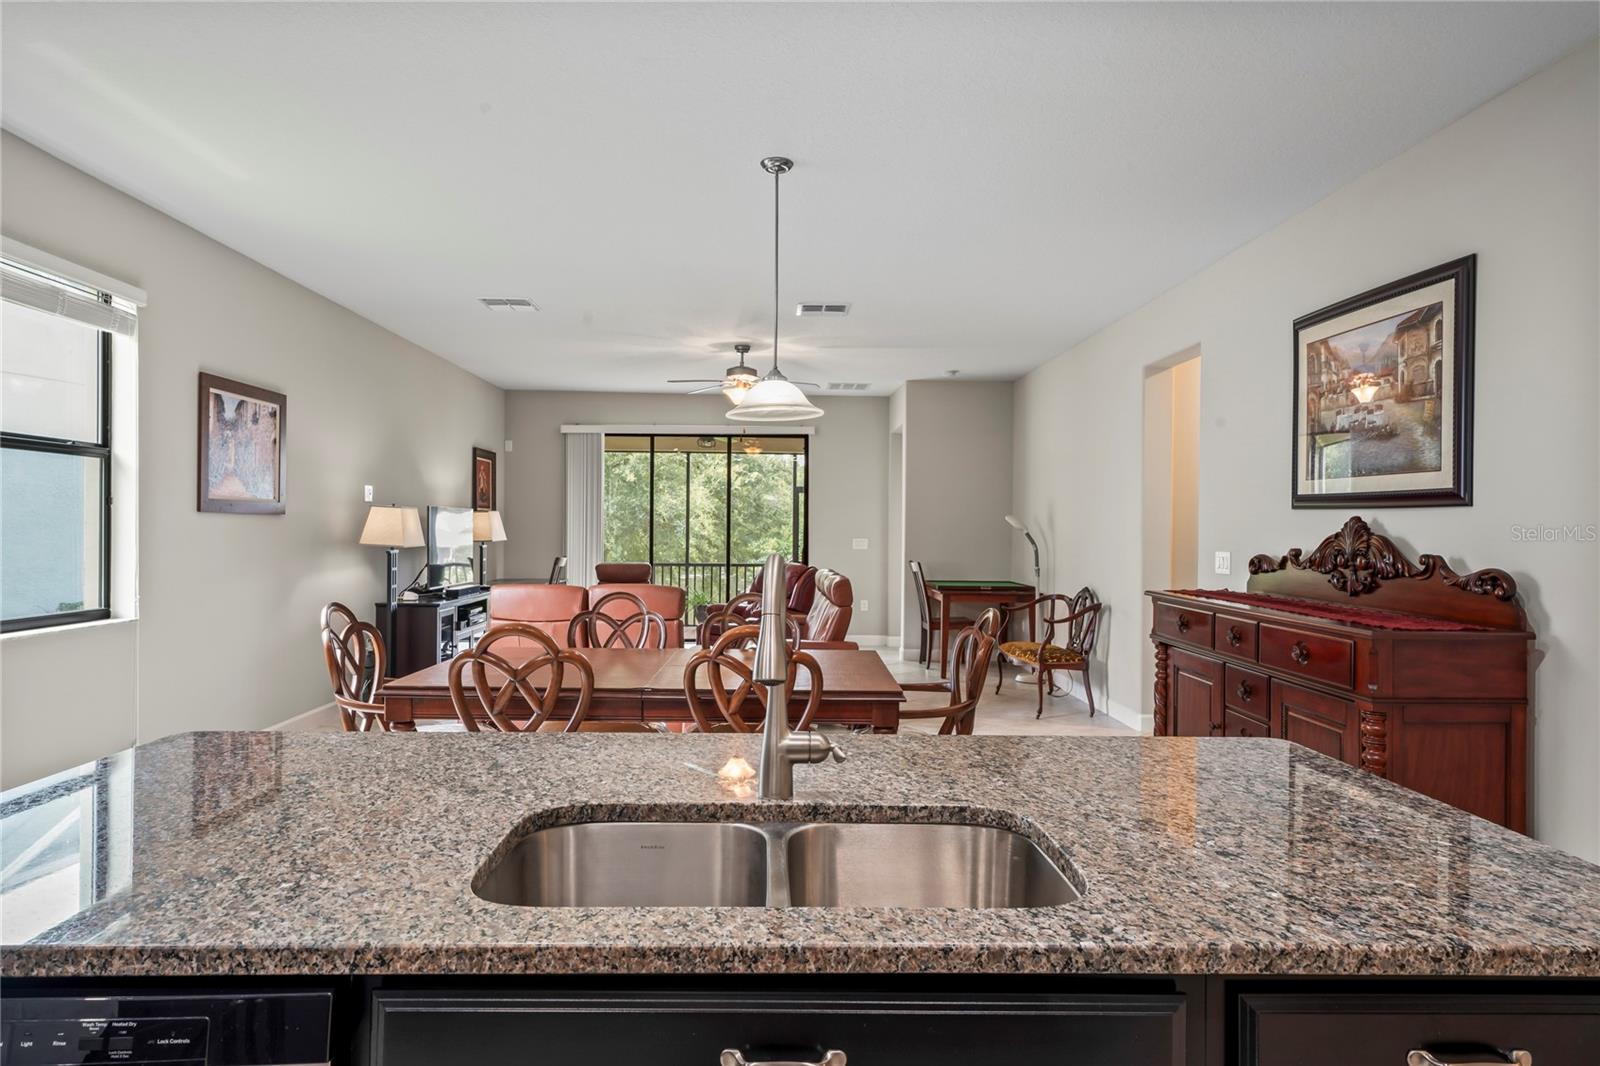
[472,446,496,511]
[1292,255,1475,507]
[197,372,286,514]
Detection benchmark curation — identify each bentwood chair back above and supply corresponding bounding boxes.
[682,624,823,733]
[899,621,998,735]
[447,623,595,732]
[320,600,360,644]
[322,617,389,732]
[567,590,669,649]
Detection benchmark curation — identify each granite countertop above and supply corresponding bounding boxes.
[3,730,1598,977]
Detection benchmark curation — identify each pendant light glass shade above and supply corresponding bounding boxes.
[731,373,823,422]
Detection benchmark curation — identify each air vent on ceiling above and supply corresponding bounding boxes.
[826,382,870,391]
[796,302,850,316]
[479,298,539,311]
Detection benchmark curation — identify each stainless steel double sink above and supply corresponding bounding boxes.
[474,819,1082,909]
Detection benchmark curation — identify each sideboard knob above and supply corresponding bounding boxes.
[1236,680,1254,702]
[1290,641,1310,665]
[1175,613,1190,633]
[1226,626,1242,647]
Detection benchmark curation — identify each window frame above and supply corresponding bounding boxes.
[604,433,810,604]
[1,323,114,633]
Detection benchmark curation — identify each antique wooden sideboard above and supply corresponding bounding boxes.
[1148,516,1532,831]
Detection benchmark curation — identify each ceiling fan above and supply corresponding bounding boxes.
[668,342,818,405]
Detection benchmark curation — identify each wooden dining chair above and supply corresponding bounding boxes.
[320,600,360,643]
[907,560,978,667]
[899,620,998,735]
[322,618,389,732]
[548,555,568,584]
[447,623,596,732]
[567,590,668,649]
[994,587,1102,718]
[682,624,823,733]
[699,592,805,650]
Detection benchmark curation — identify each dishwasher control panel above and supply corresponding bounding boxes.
[4,1016,207,1064]
[0,992,328,1066]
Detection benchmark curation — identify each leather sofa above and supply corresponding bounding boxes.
[587,583,686,647]
[486,583,685,648]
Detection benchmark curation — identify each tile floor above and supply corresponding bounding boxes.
[883,650,1137,737]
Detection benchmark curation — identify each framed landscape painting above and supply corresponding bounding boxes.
[198,372,286,514]
[1292,255,1475,507]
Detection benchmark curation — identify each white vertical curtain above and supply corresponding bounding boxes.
[564,432,605,586]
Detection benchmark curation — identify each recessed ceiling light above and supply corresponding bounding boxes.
[478,298,539,311]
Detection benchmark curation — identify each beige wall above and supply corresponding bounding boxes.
[898,380,1015,644]
[501,391,893,638]
[1012,43,1600,858]
[0,131,504,787]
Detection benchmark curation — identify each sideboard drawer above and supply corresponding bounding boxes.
[1259,624,1354,689]
[1273,681,1357,765]
[1154,602,1212,647]
[1213,614,1258,659]
[1240,993,1600,1066]
[1224,664,1269,715]
[1224,707,1271,738]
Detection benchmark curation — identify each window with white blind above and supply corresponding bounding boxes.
[1,256,135,632]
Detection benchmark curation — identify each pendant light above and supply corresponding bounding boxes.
[729,156,823,423]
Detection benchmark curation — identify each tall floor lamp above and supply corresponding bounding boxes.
[473,509,507,586]
[1005,514,1041,588]
[360,505,425,653]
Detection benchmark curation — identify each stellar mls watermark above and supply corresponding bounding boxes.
[1509,523,1597,543]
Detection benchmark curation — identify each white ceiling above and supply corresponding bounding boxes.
[3,3,1594,395]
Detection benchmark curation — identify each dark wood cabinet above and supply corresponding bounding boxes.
[1239,992,1600,1065]
[1149,517,1532,831]
[370,989,1189,1065]
[377,590,490,677]
[1166,647,1224,737]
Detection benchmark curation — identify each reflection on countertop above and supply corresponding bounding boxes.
[2,730,1598,977]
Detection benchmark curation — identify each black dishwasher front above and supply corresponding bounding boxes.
[0,991,331,1066]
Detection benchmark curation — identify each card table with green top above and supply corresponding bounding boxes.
[922,579,1037,678]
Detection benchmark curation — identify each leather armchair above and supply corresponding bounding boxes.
[798,569,856,649]
[487,585,589,647]
[703,563,815,639]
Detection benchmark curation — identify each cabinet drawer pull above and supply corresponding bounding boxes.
[722,1052,847,1066]
[1226,625,1243,647]
[1175,613,1190,633]
[1289,641,1310,664]
[1407,1050,1530,1066]
[1236,680,1254,701]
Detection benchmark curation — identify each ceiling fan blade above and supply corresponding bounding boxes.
[792,381,822,390]
[685,384,727,395]
[667,378,722,384]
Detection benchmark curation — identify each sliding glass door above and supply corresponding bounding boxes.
[602,435,808,614]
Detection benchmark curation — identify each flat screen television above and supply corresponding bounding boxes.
[426,506,476,588]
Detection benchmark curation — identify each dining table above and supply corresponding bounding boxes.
[922,578,1037,678]
[379,646,907,732]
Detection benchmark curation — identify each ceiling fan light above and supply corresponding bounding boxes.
[722,378,752,405]
[727,375,823,422]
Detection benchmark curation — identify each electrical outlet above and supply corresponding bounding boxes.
[859,599,869,612]
[504,439,514,452]
[1214,551,1231,576]
[363,484,374,503]
[852,537,869,550]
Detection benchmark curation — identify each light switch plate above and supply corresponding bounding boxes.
[363,484,374,503]
[1214,551,1231,575]
[852,538,869,550]
[859,599,869,612]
